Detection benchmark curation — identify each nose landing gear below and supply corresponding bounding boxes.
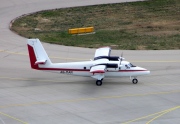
[96,80,102,86]
[132,78,138,84]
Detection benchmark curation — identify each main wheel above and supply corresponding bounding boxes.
[96,80,102,86]
[132,79,138,84]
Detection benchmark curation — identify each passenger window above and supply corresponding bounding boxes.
[125,65,129,69]
[129,63,136,67]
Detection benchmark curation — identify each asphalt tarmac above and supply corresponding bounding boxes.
[0,0,180,124]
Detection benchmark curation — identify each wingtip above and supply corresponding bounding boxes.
[90,70,105,73]
[97,46,111,49]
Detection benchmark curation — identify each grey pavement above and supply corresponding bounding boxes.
[0,0,179,124]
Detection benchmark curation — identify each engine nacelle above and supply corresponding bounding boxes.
[94,56,119,61]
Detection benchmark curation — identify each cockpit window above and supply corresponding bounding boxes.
[128,63,136,67]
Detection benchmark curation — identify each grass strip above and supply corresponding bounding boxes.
[11,0,180,50]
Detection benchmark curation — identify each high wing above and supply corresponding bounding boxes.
[92,47,111,74]
[93,47,119,61]
[90,47,111,80]
[94,47,111,60]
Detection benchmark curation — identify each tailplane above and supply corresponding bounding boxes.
[27,39,52,69]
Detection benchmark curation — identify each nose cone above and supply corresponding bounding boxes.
[145,70,150,75]
[138,67,150,75]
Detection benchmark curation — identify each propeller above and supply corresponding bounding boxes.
[119,52,124,65]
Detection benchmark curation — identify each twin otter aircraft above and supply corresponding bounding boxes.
[27,39,150,86]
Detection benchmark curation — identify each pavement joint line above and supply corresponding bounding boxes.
[0,111,28,124]
[122,106,180,124]
[0,49,180,62]
[0,90,179,109]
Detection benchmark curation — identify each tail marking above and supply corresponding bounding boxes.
[27,39,51,70]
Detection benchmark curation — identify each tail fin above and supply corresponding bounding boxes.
[27,39,52,69]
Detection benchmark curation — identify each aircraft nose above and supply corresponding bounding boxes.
[143,68,150,75]
[139,67,150,75]
[145,70,150,74]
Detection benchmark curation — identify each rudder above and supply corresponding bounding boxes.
[27,39,52,69]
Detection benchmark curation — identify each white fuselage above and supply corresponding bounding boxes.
[38,60,150,78]
[27,39,150,85]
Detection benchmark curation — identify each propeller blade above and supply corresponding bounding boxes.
[121,52,123,58]
[119,52,124,65]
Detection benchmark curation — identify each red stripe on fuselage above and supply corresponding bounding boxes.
[32,67,147,72]
[119,70,147,72]
[37,68,90,71]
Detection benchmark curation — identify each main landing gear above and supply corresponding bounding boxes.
[132,78,138,84]
[96,78,138,86]
[96,79,103,86]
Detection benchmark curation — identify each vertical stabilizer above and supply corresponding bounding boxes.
[27,39,52,69]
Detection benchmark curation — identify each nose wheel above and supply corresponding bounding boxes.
[132,78,138,84]
[96,80,102,86]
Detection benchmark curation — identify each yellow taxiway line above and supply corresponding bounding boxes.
[146,106,180,124]
[0,111,28,124]
[0,89,179,109]
[122,106,180,124]
[0,75,179,123]
[1,49,180,62]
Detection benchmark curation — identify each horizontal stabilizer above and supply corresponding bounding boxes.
[27,39,52,69]
[35,59,47,65]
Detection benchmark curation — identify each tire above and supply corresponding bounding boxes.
[132,79,138,84]
[96,80,102,86]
